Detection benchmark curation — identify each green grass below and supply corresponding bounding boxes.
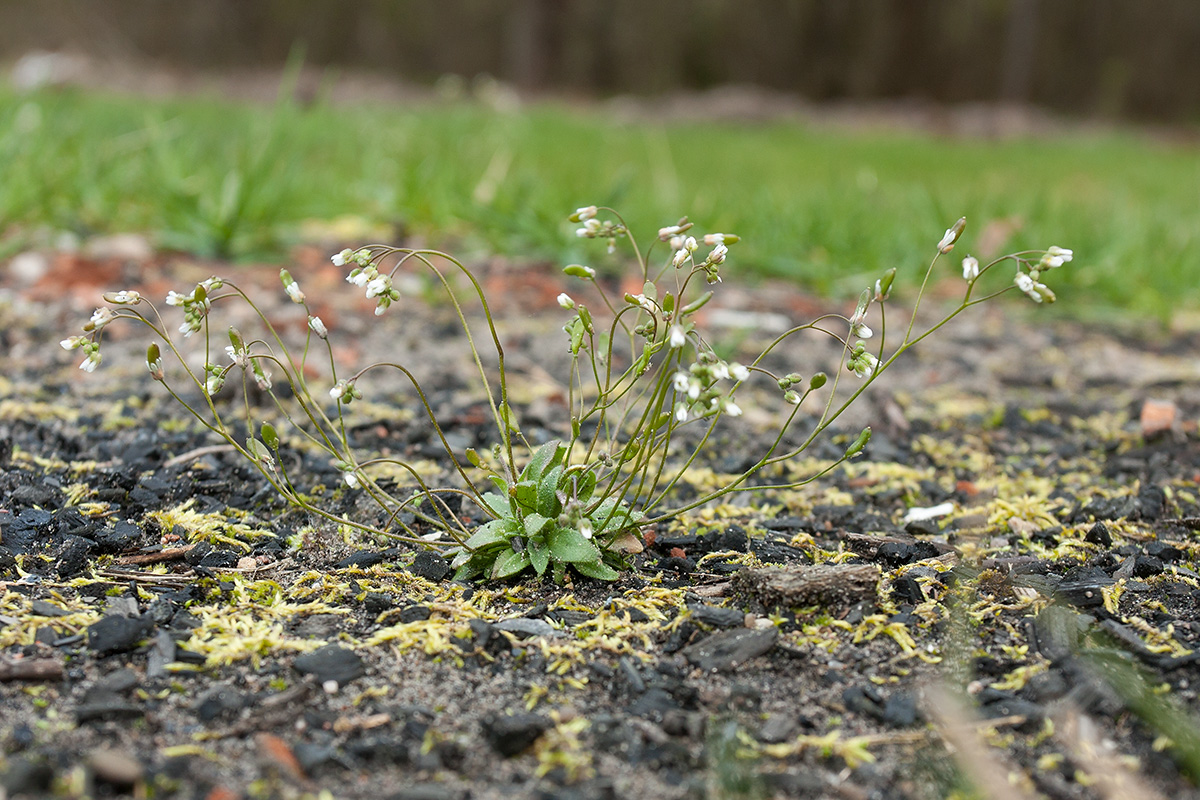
[2,87,1197,322]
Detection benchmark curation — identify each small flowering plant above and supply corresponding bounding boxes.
[65,206,1071,582]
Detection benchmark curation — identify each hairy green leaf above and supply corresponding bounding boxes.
[492,548,530,579]
[572,559,620,581]
[548,527,601,563]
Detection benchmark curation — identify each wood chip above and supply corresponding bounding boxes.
[0,657,65,682]
[732,564,880,610]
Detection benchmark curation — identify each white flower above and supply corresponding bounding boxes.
[848,308,873,340]
[578,519,594,540]
[711,362,729,381]
[108,290,141,304]
[668,325,686,348]
[89,307,115,330]
[669,235,685,251]
[573,205,597,221]
[724,400,743,417]
[631,294,655,313]
[330,380,350,401]
[344,471,360,489]
[672,246,690,268]
[309,315,328,338]
[79,352,100,372]
[675,405,689,423]
[61,336,85,351]
[364,276,389,298]
[1014,272,1042,303]
[784,390,801,405]
[205,372,225,395]
[252,363,272,391]
[374,305,387,316]
[331,249,352,267]
[224,345,249,368]
[707,243,728,265]
[673,372,691,393]
[1048,246,1073,261]
[347,268,370,287]
[962,256,979,281]
[730,362,750,382]
[285,281,305,304]
[852,352,879,379]
[937,228,957,252]
[165,290,189,306]
[658,224,683,241]
[557,293,575,310]
[704,233,726,246]
[575,219,601,238]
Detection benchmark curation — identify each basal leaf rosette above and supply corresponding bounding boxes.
[449,440,642,582]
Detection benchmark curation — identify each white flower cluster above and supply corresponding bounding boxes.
[660,224,736,284]
[670,356,749,422]
[847,341,879,379]
[60,336,102,372]
[338,249,401,316]
[329,379,363,404]
[166,277,222,337]
[1014,246,1072,304]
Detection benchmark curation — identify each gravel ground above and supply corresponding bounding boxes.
[3,245,1200,800]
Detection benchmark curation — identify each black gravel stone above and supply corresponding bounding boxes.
[904,518,941,537]
[30,600,69,617]
[193,685,247,722]
[1,757,54,795]
[410,551,450,582]
[1145,541,1184,562]
[54,535,94,577]
[76,698,144,723]
[891,575,925,605]
[681,627,777,672]
[630,688,681,721]
[362,592,395,615]
[293,645,366,685]
[688,604,745,628]
[11,482,64,509]
[334,549,399,569]
[882,693,919,727]
[480,712,552,757]
[91,520,143,553]
[1133,555,1164,577]
[876,542,915,567]
[495,617,560,638]
[1085,522,1112,547]
[87,615,154,654]
[397,604,432,624]
[1054,566,1114,608]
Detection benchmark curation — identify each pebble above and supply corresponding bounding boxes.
[480,712,551,757]
[409,551,450,582]
[1140,399,1178,438]
[87,615,154,654]
[681,627,778,673]
[87,747,142,786]
[293,645,366,686]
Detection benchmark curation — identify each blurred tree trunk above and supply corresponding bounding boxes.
[1000,0,1038,102]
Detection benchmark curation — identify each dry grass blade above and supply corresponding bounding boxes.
[924,686,1039,800]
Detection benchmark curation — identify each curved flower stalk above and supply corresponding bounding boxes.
[67,206,1071,583]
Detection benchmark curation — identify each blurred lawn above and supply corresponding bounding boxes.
[2,87,1197,322]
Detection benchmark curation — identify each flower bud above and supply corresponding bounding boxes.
[937,217,967,253]
[961,256,979,281]
[146,343,164,381]
[809,372,827,390]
